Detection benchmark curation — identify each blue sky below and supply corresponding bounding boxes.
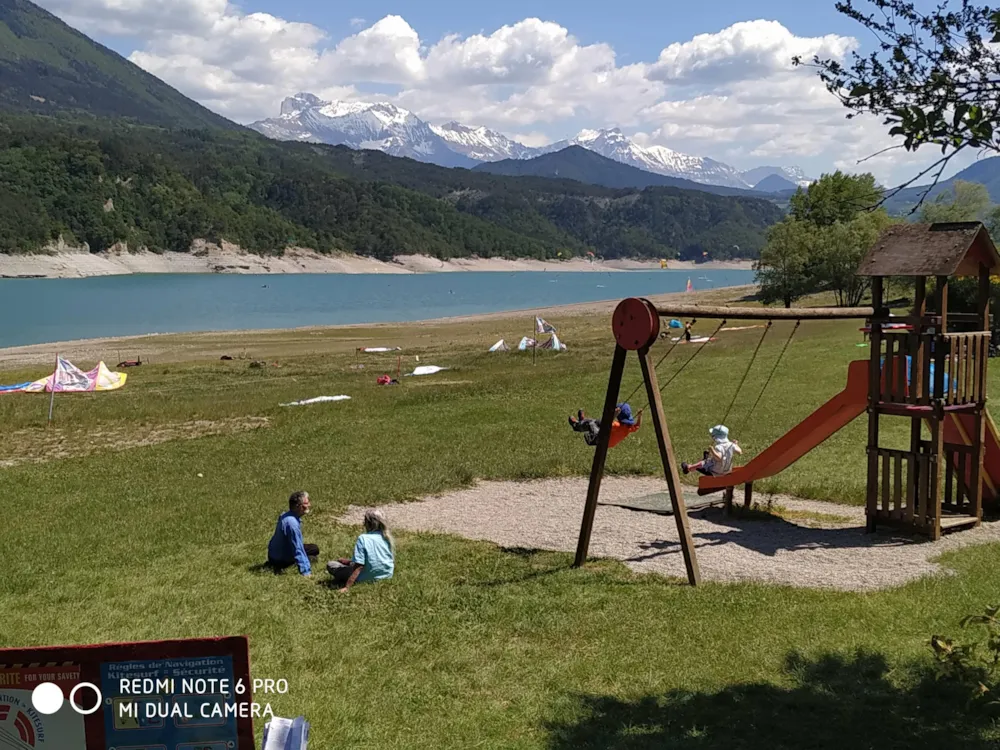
[40,0,977,185]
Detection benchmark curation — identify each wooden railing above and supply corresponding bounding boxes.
[876,331,988,406]
[939,332,989,406]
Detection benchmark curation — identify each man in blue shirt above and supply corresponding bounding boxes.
[267,491,318,576]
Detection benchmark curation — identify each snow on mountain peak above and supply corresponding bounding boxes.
[255,93,811,190]
[250,94,473,168]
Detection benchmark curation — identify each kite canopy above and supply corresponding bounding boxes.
[488,339,509,352]
[538,333,566,351]
[17,358,127,393]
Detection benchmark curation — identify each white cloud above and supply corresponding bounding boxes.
[648,20,855,86]
[31,0,956,184]
[323,15,425,84]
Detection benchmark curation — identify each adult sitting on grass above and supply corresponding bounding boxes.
[326,509,395,593]
[266,491,319,577]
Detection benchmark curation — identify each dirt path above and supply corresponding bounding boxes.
[337,476,1000,591]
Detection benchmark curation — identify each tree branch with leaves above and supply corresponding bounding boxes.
[794,1,1000,208]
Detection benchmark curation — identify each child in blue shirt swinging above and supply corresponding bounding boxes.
[568,402,640,447]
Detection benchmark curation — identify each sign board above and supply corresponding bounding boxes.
[0,637,254,750]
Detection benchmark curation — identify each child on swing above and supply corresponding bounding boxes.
[569,402,641,447]
[682,424,741,476]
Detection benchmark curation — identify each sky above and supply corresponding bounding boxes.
[34,0,984,185]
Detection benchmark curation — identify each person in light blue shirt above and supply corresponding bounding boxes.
[266,491,319,576]
[326,509,395,592]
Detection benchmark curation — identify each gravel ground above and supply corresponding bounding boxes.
[337,477,1000,591]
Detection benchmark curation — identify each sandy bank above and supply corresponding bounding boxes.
[0,243,752,279]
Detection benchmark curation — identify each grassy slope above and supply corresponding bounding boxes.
[0,0,237,129]
[1,299,998,748]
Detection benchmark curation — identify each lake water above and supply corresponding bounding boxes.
[0,269,754,348]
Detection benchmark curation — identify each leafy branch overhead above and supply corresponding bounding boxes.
[794,1,1000,206]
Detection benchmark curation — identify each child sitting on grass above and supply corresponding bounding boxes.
[569,402,641,447]
[682,424,741,476]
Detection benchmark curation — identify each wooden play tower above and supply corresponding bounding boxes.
[575,221,999,585]
[859,221,999,540]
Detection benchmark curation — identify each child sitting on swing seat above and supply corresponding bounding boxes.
[682,424,741,476]
[569,402,641,447]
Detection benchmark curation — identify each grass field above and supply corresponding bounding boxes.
[2,291,1000,748]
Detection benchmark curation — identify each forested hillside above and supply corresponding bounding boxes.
[0,115,783,260]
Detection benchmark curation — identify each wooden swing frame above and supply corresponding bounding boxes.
[573,298,874,586]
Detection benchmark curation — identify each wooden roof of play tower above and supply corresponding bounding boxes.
[857,221,1000,278]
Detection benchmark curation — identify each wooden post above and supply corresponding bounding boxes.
[574,345,627,567]
[978,263,991,333]
[935,276,950,399]
[723,487,734,515]
[744,482,754,509]
[639,345,701,586]
[47,352,58,424]
[911,278,927,401]
[866,277,884,532]
[930,407,945,540]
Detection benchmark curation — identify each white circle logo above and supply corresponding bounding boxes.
[31,683,64,715]
[68,683,103,715]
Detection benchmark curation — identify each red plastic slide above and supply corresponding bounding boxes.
[941,411,1000,503]
[698,359,869,494]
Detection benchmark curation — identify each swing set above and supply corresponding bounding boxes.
[574,221,1000,587]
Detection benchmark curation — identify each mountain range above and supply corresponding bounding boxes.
[249,94,812,192]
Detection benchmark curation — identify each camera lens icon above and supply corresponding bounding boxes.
[31,682,103,716]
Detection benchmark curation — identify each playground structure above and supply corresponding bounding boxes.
[575,222,1000,586]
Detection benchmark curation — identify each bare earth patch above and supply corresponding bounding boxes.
[0,417,269,467]
[337,476,1000,591]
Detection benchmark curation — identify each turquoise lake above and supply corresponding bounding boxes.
[0,269,754,348]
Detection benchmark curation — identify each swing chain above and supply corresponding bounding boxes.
[631,318,727,413]
[744,319,801,423]
[720,321,772,426]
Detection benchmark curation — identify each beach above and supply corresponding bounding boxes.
[0,242,753,279]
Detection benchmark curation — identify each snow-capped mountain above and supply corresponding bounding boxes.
[252,93,811,191]
[538,128,751,189]
[249,94,475,168]
[429,121,544,162]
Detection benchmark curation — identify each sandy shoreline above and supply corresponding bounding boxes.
[0,285,756,367]
[0,244,752,279]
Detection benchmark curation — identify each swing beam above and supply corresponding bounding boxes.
[653,304,874,320]
[576,297,874,586]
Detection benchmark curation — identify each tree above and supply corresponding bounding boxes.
[755,220,815,308]
[987,205,1000,242]
[918,180,992,223]
[795,1,1000,204]
[756,172,897,306]
[789,170,882,224]
[813,209,895,306]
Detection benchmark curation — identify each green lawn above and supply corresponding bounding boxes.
[2,303,999,748]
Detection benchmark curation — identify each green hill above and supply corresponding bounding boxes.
[0,0,237,129]
[0,115,783,260]
[883,156,1000,215]
[0,0,784,261]
[472,145,760,197]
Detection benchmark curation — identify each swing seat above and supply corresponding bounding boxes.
[609,413,642,448]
